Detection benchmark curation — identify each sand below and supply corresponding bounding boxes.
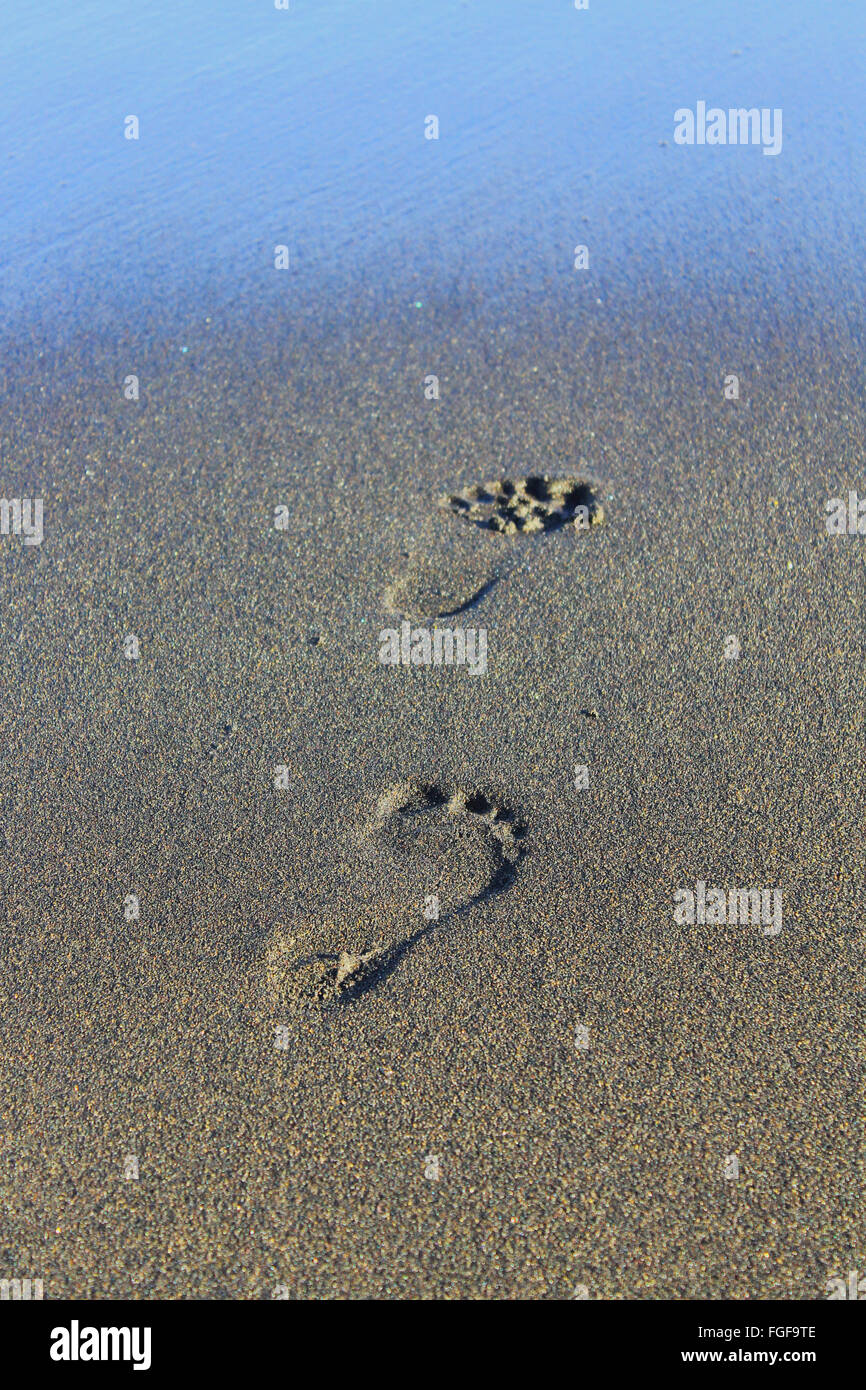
[0,271,864,1300]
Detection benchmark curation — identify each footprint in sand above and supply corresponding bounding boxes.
[266,778,527,1011]
[442,475,604,535]
[382,552,498,624]
[382,478,603,618]
[364,778,527,911]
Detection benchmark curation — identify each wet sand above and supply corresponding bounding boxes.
[0,269,864,1298]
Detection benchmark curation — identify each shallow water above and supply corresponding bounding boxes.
[2,0,865,339]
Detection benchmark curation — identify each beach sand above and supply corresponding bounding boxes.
[1,267,863,1299]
